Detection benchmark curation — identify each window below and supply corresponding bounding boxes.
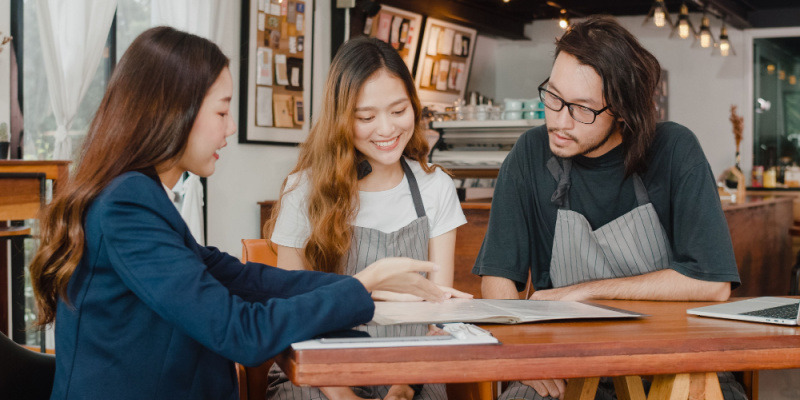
[12,0,152,346]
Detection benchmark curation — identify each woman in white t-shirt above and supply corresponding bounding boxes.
[264,37,469,400]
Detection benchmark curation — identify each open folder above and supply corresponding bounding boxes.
[371,299,645,325]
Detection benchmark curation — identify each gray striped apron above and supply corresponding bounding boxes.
[546,157,672,287]
[267,158,447,400]
[498,156,746,400]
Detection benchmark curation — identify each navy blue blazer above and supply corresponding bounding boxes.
[50,171,374,399]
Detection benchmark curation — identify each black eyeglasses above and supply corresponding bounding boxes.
[537,78,610,124]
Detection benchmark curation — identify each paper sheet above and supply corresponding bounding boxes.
[256,47,273,86]
[372,299,645,325]
[256,86,273,127]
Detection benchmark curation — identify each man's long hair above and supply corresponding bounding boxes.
[556,16,662,176]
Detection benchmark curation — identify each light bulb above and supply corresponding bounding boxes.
[791,76,797,85]
[700,30,711,47]
[679,19,690,39]
[720,39,730,57]
[699,16,711,48]
[779,70,786,80]
[654,8,666,27]
[719,25,730,57]
[559,9,569,30]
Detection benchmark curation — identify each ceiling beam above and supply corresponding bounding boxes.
[689,0,751,29]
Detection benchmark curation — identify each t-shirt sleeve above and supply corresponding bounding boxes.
[271,174,312,249]
[471,146,534,291]
[668,160,741,286]
[429,168,467,238]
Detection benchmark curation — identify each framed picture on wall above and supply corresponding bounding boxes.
[239,0,314,145]
[362,5,422,72]
[414,17,477,108]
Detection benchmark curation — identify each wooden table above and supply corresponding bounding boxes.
[0,160,70,340]
[276,299,800,399]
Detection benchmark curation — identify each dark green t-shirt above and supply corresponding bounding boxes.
[472,122,741,291]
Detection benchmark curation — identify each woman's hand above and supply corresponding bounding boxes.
[354,257,446,302]
[384,384,415,400]
[371,285,474,302]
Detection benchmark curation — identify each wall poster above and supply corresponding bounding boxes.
[361,5,422,72]
[239,0,314,145]
[413,17,477,108]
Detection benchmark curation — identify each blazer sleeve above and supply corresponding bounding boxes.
[196,245,351,302]
[96,175,374,366]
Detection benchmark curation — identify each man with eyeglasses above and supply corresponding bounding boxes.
[472,16,745,400]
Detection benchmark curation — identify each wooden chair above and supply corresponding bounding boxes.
[1,172,46,342]
[237,239,278,400]
[0,331,55,400]
[0,172,46,237]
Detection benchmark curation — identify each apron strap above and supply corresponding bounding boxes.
[547,157,571,209]
[400,158,426,218]
[632,174,650,206]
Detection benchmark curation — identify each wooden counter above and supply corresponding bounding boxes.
[722,195,794,296]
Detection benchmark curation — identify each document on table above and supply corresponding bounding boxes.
[291,323,499,350]
[371,299,645,325]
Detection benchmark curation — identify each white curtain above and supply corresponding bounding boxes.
[36,0,117,160]
[151,0,227,245]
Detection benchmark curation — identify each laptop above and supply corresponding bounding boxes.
[687,297,800,326]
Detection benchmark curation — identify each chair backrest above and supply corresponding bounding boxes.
[0,172,46,221]
[0,332,56,400]
[237,238,279,400]
[241,238,278,266]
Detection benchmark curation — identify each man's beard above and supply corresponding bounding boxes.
[548,122,618,158]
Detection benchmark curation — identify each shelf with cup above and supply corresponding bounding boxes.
[429,118,544,183]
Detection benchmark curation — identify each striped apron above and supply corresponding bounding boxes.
[267,158,447,400]
[498,157,746,400]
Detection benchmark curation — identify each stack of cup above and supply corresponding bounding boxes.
[522,99,538,120]
[503,99,523,120]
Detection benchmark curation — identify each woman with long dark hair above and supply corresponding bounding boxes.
[29,27,445,400]
[264,37,469,400]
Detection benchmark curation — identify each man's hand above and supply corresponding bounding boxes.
[384,384,415,400]
[528,284,592,301]
[320,386,377,400]
[522,379,566,400]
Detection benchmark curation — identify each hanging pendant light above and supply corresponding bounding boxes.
[699,14,713,48]
[644,0,672,28]
[718,18,733,57]
[675,4,696,40]
[558,9,570,30]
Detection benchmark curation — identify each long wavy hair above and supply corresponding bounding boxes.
[555,16,662,176]
[30,27,229,325]
[264,37,434,273]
